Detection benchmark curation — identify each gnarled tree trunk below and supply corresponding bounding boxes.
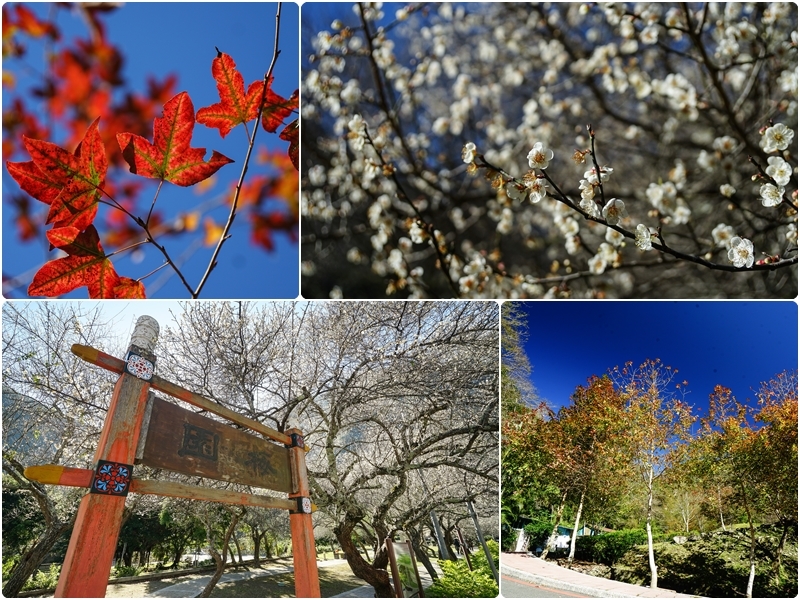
[336,516,394,598]
[408,526,438,581]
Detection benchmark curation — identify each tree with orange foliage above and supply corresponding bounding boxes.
[693,371,798,598]
[552,375,631,563]
[610,358,695,590]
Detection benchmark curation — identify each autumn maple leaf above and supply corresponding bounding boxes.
[262,88,297,134]
[280,119,299,171]
[196,50,263,138]
[6,117,107,232]
[29,225,123,298]
[117,91,233,186]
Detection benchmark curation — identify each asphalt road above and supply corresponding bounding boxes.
[501,574,593,598]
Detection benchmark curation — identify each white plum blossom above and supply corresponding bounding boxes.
[728,236,755,268]
[347,114,366,151]
[602,198,628,225]
[640,24,659,45]
[579,179,595,200]
[527,178,548,203]
[580,197,602,219]
[786,223,798,245]
[497,208,514,234]
[635,224,654,250]
[712,223,737,248]
[760,183,784,207]
[462,142,477,164]
[588,253,607,275]
[506,182,526,201]
[713,136,737,154]
[761,123,795,153]
[765,156,792,187]
[527,142,554,170]
[720,184,736,198]
[584,166,614,185]
[605,227,625,247]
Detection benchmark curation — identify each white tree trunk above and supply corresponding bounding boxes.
[567,489,585,564]
[646,467,658,589]
[746,562,755,598]
[540,491,567,560]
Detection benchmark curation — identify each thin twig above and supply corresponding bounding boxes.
[146,179,164,227]
[193,2,284,299]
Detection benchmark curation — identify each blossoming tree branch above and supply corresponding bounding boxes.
[301,2,797,298]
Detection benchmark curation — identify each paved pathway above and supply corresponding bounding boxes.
[501,553,705,598]
[147,559,349,597]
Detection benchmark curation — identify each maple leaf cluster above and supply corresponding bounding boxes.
[196,50,298,168]
[4,4,299,300]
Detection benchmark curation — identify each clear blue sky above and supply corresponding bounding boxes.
[515,301,798,419]
[2,2,299,299]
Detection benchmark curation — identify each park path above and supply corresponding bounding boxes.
[147,559,348,597]
[501,553,705,598]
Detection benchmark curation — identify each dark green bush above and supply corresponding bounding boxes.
[575,529,648,565]
[523,520,553,552]
[501,527,518,552]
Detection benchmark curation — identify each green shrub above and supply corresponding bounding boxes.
[501,527,518,552]
[2,556,19,583]
[112,565,142,578]
[427,559,498,598]
[523,520,553,552]
[22,564,61,591]
[427,540,498,598]
[575,529,648,565]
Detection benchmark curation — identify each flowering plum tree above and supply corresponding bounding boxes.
[301,2,797,298]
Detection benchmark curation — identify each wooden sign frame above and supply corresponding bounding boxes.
[385,537,425,598]
[24,342,321,598]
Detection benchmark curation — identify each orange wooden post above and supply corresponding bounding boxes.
[55,316,159,598]
[287,427,321,598]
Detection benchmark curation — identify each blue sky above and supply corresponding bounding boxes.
[2,3,299,299]
[515,301,798,419]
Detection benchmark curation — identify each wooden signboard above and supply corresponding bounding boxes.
[136,396,293,494]
[386,538,424,598]
[24,333,321,598]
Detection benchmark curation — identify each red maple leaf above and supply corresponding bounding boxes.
[262,87,297,134]
[117,91,233,186]
[279,119,299,171]
[196,50,263,138]
[6,117,107,232]
[113,277,146,299]
[29,225,121,298]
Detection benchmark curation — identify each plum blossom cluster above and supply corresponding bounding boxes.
[301,3,797,298]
